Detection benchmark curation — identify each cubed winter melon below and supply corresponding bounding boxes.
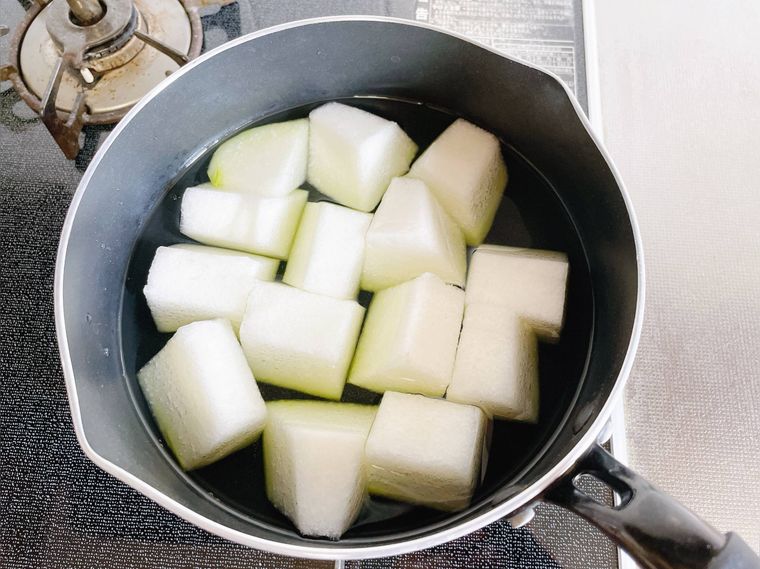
[365,392,488,511]
[446,304,539,422]
[408,118,508,245]
[307,103,418,212]
[239,282,365,399]
[207,118,309,197]
[143,244,279,333]
[137,319,267,470]
[349,273,464,397]
[264,401,377,539]
[180,186,308,259]
[466,245,569,341]
[282,202,372,299]
[361,177,467,292]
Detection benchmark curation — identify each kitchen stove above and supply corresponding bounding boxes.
[0,0,229,157]
[0,1,623,567]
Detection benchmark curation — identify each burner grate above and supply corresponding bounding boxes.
[0,0,232,158]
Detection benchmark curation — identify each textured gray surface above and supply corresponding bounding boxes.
[414,0,587,111]
[595,0,760,555]
[0,0,618,567]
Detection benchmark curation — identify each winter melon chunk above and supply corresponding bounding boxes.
[143,244,278,333]
[263,401,377,539]
[283,202,372,299]
[446,303,539,422]
[239,282,365,399]
[349,273,464,397]
[466,244,569,341]
[361,177,466,292]
[207,118,309,197]
[408,118,507,245]
[307,102,417,212]
[137,319,267,470]
[180,185,307,259]
[365,392,488,511]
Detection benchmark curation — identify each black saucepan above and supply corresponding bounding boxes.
[54,17,760,569]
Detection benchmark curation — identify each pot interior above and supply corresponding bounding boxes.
[120,96,595,542]
[59,19,640,553]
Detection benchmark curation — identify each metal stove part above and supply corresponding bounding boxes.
[39,54,87,158]
[45,0,135,68]
[18,0,195,116]
[79,8,144,74]
[66,0,105,26]
[507,507,536,529]
[2,0,233,159]
[132,28,189,66]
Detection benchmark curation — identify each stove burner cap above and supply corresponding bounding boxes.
[45,0,135,62]
[14,0,201,119]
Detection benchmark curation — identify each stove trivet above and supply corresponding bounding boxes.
[1,0,233,158]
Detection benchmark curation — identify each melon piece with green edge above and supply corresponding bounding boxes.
[207,118,309,197]
[349,272,464,397]
[307,102,418,212]
[180,185,307,259]
[446,303,539,422]
[408,118,508,245]
[239,282,365,400]
[137,319,267,471]
[360,177,466,292]
[465,244,569,341]
[283,201,372,299]
[143,244,279,333]
[264,400,377,539]
[365,392,488,511]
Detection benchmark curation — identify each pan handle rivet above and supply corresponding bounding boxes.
[508,508,535,529]
[573,403,594,434]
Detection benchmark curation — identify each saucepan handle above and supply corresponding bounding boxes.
[545,444,760,569]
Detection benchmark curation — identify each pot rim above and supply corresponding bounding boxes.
[54,15,646,561]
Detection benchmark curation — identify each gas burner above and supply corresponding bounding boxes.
[1,0,232,158]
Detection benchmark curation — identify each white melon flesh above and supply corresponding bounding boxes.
[466,245,569,341]
[365,392,487,511]
[180,186,308,259]
[349,273,464,397]
[446,304,539,422]
[207,118,309,197]
[239,282,365,399]
[283,202,372,299]
[137,319,267,470]
[307,102,418,212]
[408,118,508,245]
[264,401,377,539]
[361,177,467,291]
[143,244,279,333]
